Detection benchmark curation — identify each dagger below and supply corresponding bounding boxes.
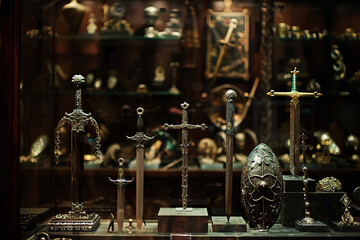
[210,18,238,87]
[108,158,134,231]
[127,107,154,229]
[267,68,322,175]
[225,89,236,222]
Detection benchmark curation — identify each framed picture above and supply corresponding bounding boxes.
[206,9,250,80]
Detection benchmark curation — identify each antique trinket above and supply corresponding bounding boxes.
[108,158,134,230]
[126,219,136,233]
[62,0,85,35]
[316,177,342,192]
[268,67,322,175]
[127,107,154,229]
[339,194,359,226]
[50,75,101,231]
[241,143,283,231]
[162,102,207,210]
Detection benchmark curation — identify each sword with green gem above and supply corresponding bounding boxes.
[162,102,207,210]
[127,107,154,229]
[55,74,101,216]
[225,89,236,221]
[108,158,134,230]
[267,68,322,175]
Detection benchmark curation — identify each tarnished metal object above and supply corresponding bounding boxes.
[241,143,283,231]
[50,75,101,232]
[297,133,314,224]
[268,68,322,176]
[127,107,154,229]
[316,177,342,192]
[108,158,134,230]
[225,89,236,221]
[162,102,207,210]
[338,193,359,226]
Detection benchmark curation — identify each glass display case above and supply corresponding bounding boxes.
[1,0,360,239]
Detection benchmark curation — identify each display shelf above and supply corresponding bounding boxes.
[25,222,360,240]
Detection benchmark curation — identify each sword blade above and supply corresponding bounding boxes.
[290,100,300,175]
[136,146,144,229]
[225,133,233,221]
[117,186,125,230]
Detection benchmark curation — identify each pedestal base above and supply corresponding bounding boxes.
[330,221,360,232]
[211,216,247,232]
[158,207,208,233]
[48,213,100,232]
[283,175,316,192]
[294,220,329,232]
[280,191,344,227]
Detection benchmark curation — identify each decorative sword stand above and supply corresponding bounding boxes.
[158,102,209,233]
[49,75,101,232]
[108,158,134,231]
[211,89,246,232]
[294,133,329,232]
[127,107,154,230]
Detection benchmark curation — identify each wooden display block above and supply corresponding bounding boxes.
[211,216,247,232]
[158,207,208,233]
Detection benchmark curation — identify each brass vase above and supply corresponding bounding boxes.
[62,0,85,35]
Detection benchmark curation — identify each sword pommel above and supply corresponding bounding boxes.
[225,89,237,102]
[72,74,85,88]
[181,102,189,109]
[136,107,145,132]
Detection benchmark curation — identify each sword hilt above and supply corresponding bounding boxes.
[137,107,145,132]
[72,74,85,110]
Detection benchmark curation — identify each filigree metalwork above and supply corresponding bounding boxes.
[241,143,283,231]
[55,75,101,164]
[338,193,359,226]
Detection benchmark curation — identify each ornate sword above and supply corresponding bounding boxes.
[162,102,207,210]
[54,74,101,218]
[225,89,236,221]
[108,158,134,231]
[127,107,154,229]
[267,68,322,176]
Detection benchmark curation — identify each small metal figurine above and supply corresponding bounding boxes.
[297,133,315,224]
[162,102,207,210]
[225,89,236,221]
[50,75,101,231]
[107,213,115,232]
[108,158,134,230]
[127,107,154,229]
[126,219,136,234]
[268,68,322,176]
[338,193,359,226]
